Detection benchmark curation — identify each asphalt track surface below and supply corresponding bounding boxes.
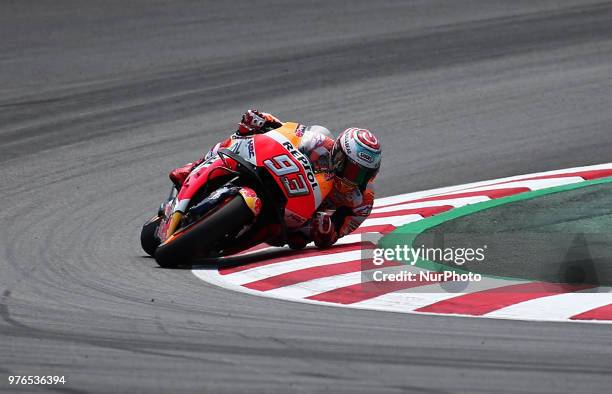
[2,1,612,392]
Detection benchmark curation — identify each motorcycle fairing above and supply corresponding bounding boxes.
[169,122,333,229]
[254,123,333,226]
[172,138,248,213]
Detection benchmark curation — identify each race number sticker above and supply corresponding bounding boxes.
[264,155,310,196]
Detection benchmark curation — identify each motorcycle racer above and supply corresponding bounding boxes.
[169,109,382,249]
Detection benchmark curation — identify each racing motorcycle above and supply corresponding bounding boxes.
[140,122,334,268]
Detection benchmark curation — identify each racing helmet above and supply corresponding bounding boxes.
[331,128,381,190]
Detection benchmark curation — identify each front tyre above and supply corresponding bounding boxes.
[154,195,254,268]
[141,216,162,257]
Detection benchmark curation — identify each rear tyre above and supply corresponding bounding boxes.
[141,216,162,257]
[154,196,254,268]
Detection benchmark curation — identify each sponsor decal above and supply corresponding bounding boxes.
[343,131,352,154]
[295,124,306,137]
[229,140,241,153]
[247,139,255,158]
[238,187,262,216]
[357,151,374,163]
[282,141,319,191]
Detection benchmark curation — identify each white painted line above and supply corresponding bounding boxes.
[361,214,423,227]
[448,177,583,194]
[372,196,489,213]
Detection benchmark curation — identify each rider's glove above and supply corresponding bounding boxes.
[311,211,338,249]
[238,109,282,135]
[238,109,267,135]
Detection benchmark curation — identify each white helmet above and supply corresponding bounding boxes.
[331,128,382,190]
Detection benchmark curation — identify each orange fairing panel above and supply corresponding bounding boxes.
[316,172,333,201]
[271,122,302,147]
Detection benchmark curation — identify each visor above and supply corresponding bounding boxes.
[333,147,378,190]
[341,158,377,189]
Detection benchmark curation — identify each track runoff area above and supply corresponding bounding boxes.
[193,163,612,323]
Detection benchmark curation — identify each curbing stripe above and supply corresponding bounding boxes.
[486,291,612,321]
[375,187,530,209]
[228,250,364,285]
[219,241,374,275]
[191,163,612,323]
[415,282,596,316]
[307,275,439,304]
[351,224,396,234]
[367,205,453,219]
[372,196,489,213]
[243,259,398,291]
[571,303,612,321]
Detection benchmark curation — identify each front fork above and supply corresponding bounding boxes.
[156,186,180,241]
[163,185,262,240]
[158,186,177,216]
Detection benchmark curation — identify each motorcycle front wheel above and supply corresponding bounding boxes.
[140,216,162,257]
[154,195,254,268]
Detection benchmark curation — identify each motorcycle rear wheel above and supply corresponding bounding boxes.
[154,195,254,268]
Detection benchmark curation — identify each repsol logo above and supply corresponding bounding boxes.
[282,141,318,190]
